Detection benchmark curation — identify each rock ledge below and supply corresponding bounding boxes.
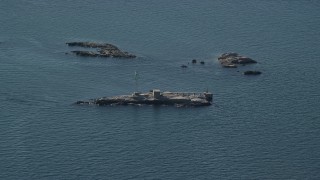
[66,42,136,58]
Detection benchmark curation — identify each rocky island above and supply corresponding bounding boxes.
[66,42,136,58]
[76,89,213,107]
[218,52,257,68]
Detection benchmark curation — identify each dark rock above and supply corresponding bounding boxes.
[200,61,205,65]
[218,52,257,67]
[66,41,136,58]
[181,65,188,68]
[243,70,262,75]
[192,59,197,64]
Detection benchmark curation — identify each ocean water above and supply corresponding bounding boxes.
[1,0,320,179]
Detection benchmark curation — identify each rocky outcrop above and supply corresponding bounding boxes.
[76,90,213,107]
[243,70,262,75]
[218,53,257,67]
[66,42,136,58]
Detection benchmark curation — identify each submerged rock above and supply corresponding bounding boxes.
[222,64,237,68]
[66,41,136,58]
[243,70,262,75]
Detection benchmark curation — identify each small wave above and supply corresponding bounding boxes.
[5,95,59,106]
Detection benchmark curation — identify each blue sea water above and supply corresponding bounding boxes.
[1,0,320,179]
